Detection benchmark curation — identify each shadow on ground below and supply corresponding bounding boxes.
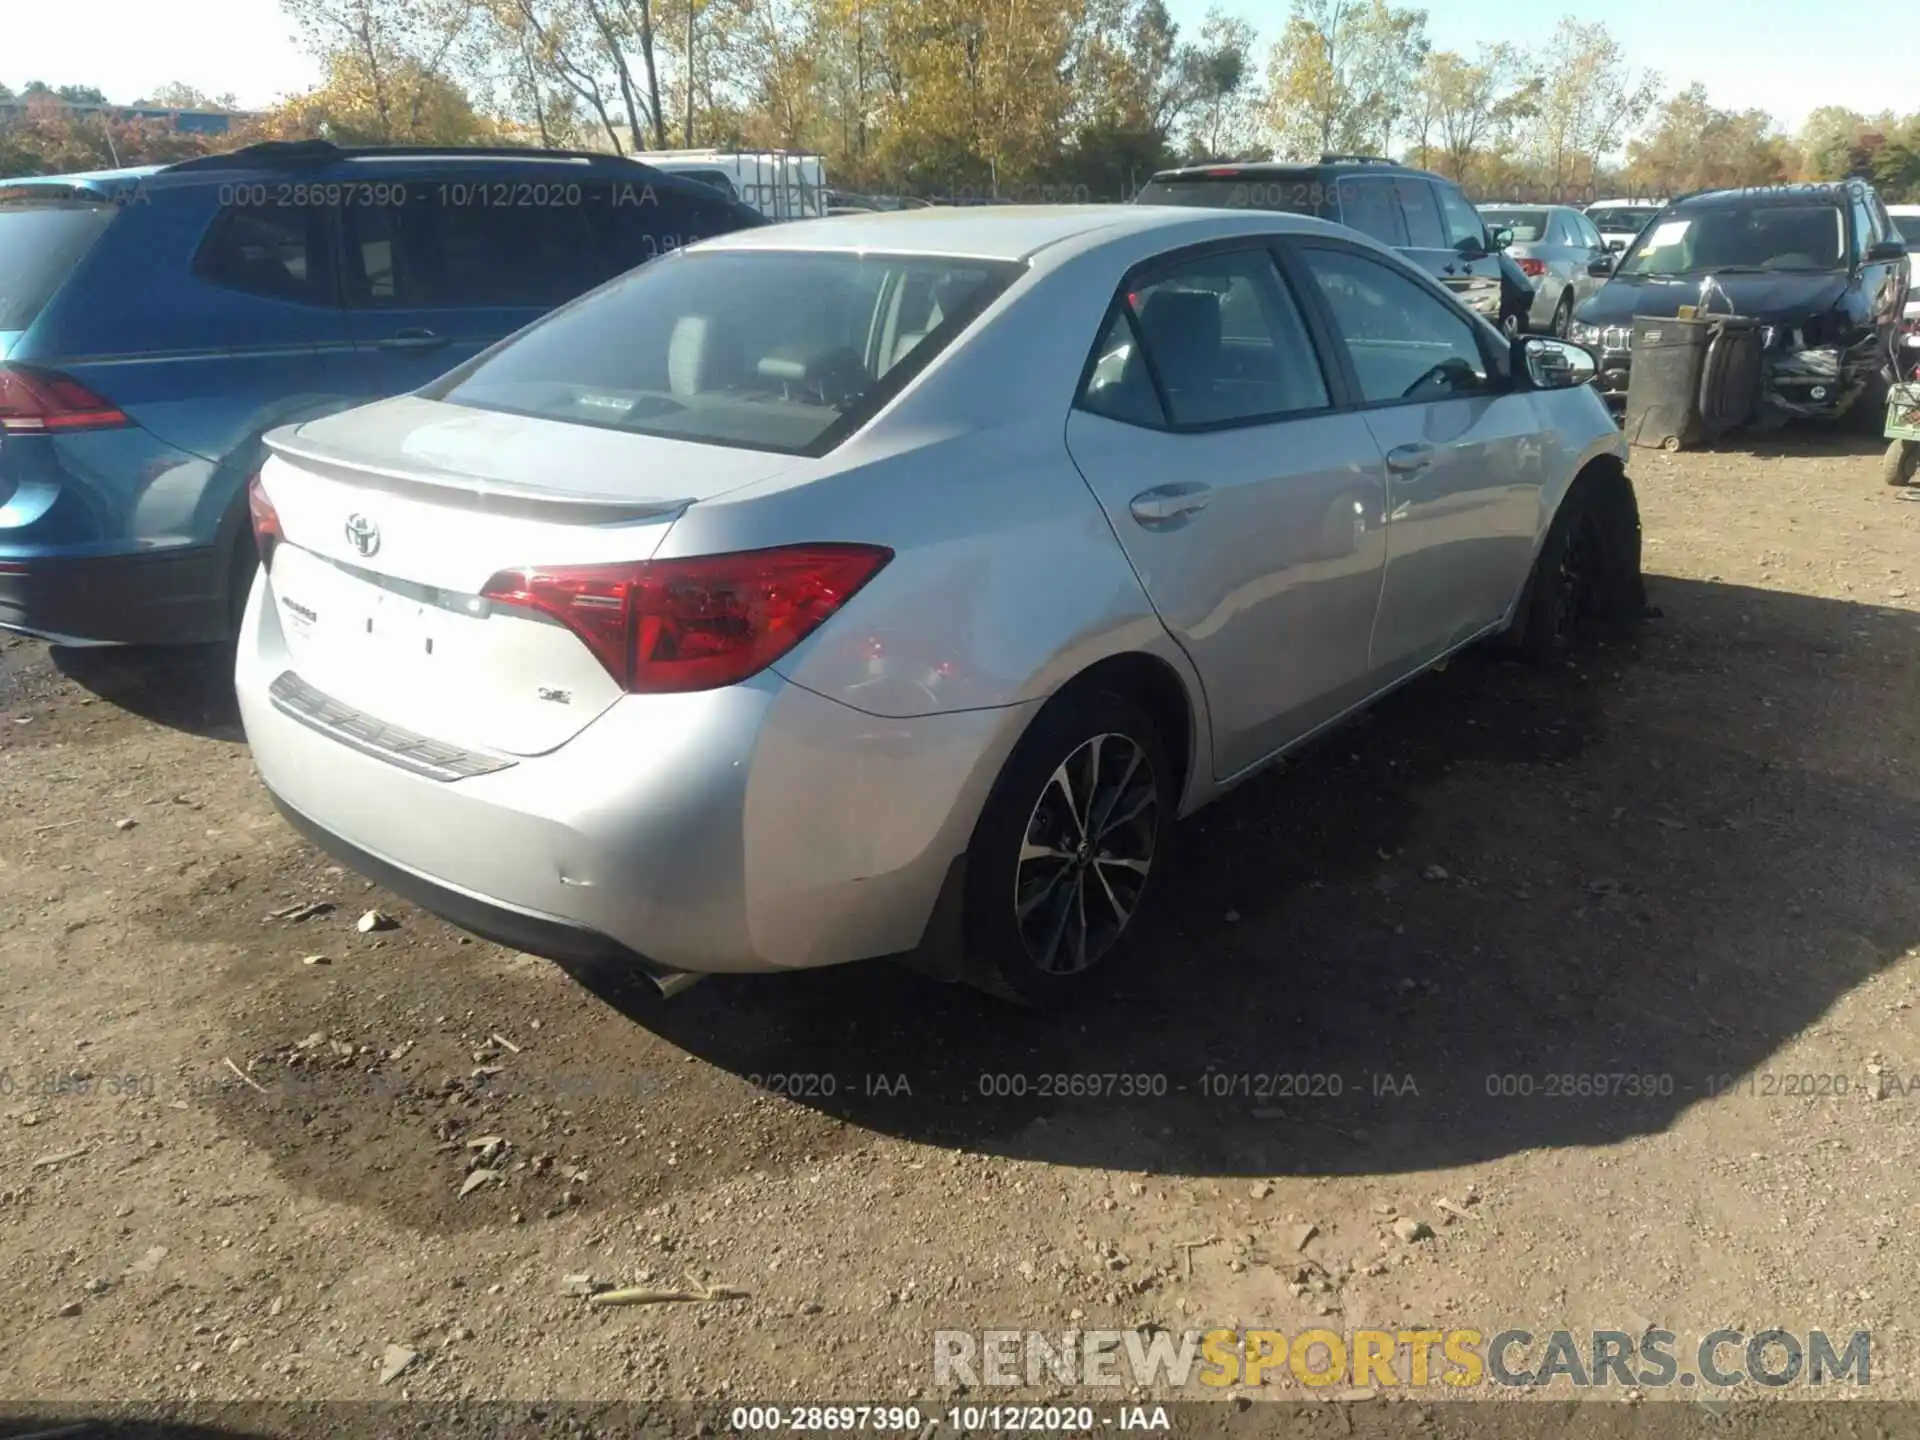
[48,641,242,741]
[570,575,1920,1177]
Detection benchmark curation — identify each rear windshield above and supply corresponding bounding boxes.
[428,248,1024,456]
[0,199,118,331]
[1135,173,1337,221]
[1480,209,1548,242]
[1587,206,1660,232]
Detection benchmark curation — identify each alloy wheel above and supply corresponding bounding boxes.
[1549,508,1606,645]
[1012,733,1158,975]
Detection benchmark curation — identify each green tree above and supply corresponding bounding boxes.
[1625,83,1788,196]
[1182,10,1264,161]
[1519,20,1657,199]
[1407,44,1537,186]
[1263,0,1428,162]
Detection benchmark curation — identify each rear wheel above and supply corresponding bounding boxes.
[962,692,1172,1007]
[1551,291,1575,338]
[1512,474,1645,666]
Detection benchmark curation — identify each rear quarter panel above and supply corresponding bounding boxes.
[652,248,1214,781]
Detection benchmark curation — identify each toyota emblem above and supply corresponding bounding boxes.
[344,513,380,557]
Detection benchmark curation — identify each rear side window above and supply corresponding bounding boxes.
[0,201,119,331]
[600,183,749,270]
[1395,179,1447,248]
[425,249,1022,457]
[195,204,332,306]
[343,191,603,309]
[1085,250,1330,429]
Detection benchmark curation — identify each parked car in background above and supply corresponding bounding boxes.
[237,204,1640,1005]
[1135,155,1533,334]
[1571,181,1911,422]
[0,141,763,647]
[644,150,827,221]
[1477,202,1611,335]
[1586,199,1665,253]
[1889,205,1920,351]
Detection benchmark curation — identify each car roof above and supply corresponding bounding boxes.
[1587,198,1663,207]
[694,204,1349,263]
[0,165,162,191]
[1674,184,1861,209]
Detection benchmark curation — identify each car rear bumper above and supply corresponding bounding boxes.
[0,545,230,645]
[236,573,1034,974]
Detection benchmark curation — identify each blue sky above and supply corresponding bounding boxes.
[6,0,1906,134]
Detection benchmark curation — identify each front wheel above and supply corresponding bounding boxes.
[1511,476,1645,666]
[1886,439,1920,488]
[961,693,1173,1006]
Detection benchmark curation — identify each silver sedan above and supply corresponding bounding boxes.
[236,205,1641,1005]
[1479,204,1612,336]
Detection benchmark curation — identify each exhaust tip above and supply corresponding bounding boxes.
[636,960,706,1000]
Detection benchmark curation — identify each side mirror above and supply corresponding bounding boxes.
[1587,254,1616,277]
[1867,240,1908,263]
[1456,234,1488,259]
[1514,336,1597,390]
[1489,225,1514,251]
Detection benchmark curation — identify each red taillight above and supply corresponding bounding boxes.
[1516,257,1547,278]
[247,470,283,563]
[0,364,130,434]
[481,543,893,694]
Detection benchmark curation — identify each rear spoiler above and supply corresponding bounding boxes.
[263,425,697,524]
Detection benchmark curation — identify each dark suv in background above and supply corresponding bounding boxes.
[1572,180,1911,423]
[1135,155,1533,333]
[0,141,762,647]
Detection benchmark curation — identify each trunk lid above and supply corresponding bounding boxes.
[259,395,804,756]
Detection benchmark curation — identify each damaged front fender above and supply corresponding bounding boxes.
[1759,326,1883,419]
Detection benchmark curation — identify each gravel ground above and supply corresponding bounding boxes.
[2,430,1918,1423]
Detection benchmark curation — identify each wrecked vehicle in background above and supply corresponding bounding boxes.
[1571,182,1911,427]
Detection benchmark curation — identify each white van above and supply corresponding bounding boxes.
[643,150,828,222]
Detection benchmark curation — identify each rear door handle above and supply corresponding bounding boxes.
[1129,483,1213,524]
[378,328,450,352]
[1385,443,1434,476]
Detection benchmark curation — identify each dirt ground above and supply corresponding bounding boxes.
[3,428,1919,1420]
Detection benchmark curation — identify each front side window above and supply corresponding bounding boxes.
[1434,184,1488,252]
[1396,179,1447,248]
[1618,203,1847,276]
[1112,249,1331,428]
[428,249,1021,457]
[1300,244,1491,405]
[195,204,329,305]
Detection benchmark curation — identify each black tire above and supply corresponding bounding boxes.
[1512,472,1646,666]
[1551,291,1574,338]
[961,691,1173,1007]
[1886,439,1920,488]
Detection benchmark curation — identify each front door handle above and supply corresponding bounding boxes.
[1129,484,1213,524]
[378,328,450,352]
[1384,442,1434,476]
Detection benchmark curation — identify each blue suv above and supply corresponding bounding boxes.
[0,141,763,646]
